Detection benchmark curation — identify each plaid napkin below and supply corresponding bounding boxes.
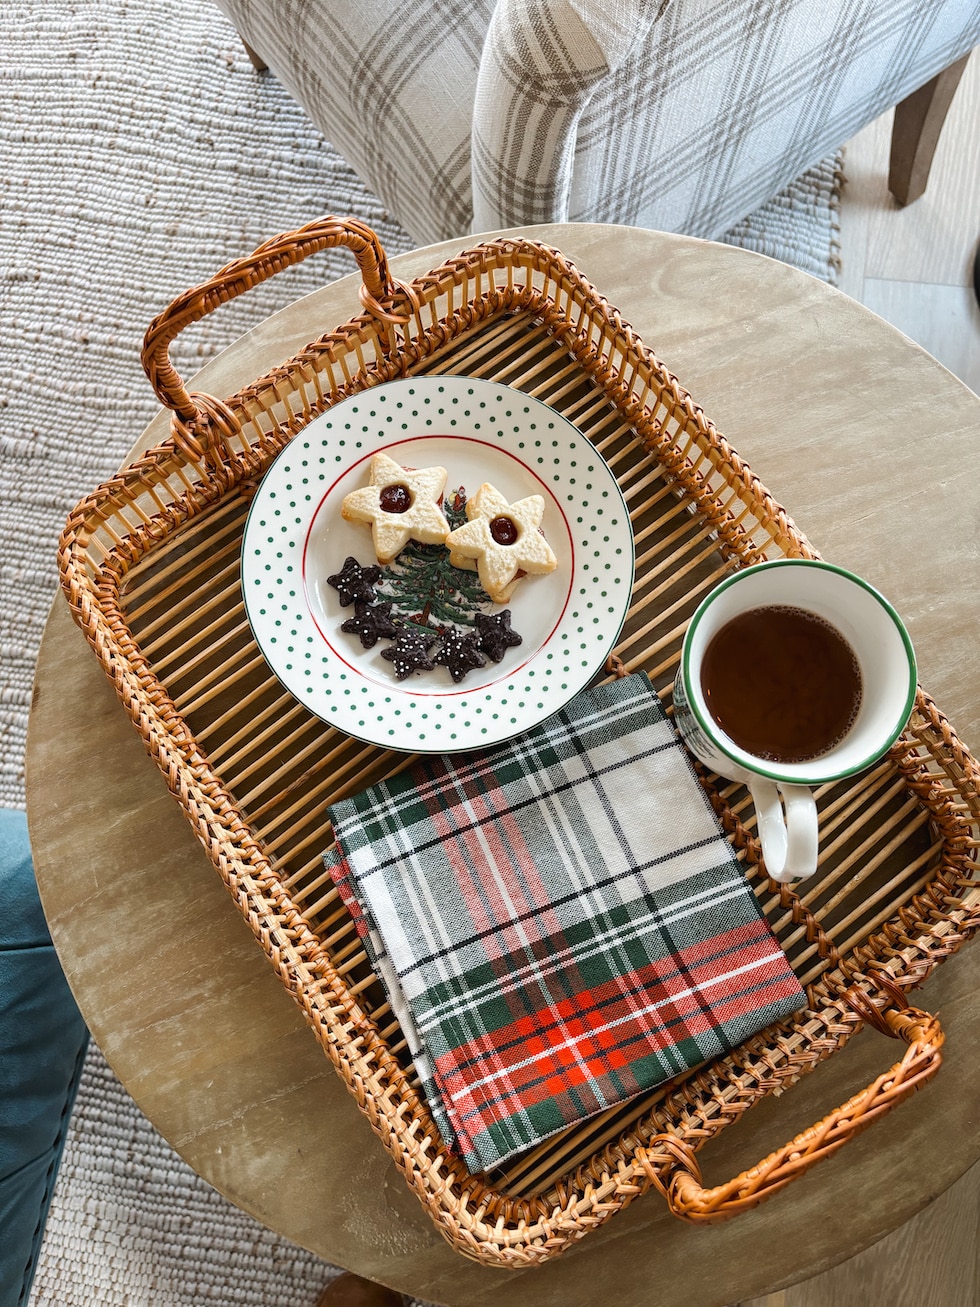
[323,673,805,1173]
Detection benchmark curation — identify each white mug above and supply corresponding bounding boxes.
[673,559,917,883]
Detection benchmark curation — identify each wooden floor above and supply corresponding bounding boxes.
[835,52,980,396]
[741,51,980,1307]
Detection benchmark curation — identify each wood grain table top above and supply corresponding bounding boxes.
[26,223,980,1307]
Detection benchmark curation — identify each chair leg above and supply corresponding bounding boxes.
[241,37,269,72]
[888,52,971,205]
[314,1272,407,1307]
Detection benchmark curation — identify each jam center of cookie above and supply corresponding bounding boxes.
[489,515,519,546]
[379,483,413,514]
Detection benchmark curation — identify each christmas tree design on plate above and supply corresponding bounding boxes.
[374,487,492,632]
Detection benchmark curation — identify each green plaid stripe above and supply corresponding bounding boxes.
[326,673,805,1171]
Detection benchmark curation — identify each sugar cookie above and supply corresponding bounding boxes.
[341,452,450,564]
[445,482,557,604]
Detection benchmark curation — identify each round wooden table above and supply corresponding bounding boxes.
[26,223,980,1307]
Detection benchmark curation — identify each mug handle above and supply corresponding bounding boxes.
[748,779,818,881]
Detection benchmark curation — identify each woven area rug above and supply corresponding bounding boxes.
[1,2,842,1303]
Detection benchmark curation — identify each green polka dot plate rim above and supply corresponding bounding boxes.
[241,376,635,753]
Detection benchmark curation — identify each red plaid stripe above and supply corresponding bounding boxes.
[438,918,796,1145]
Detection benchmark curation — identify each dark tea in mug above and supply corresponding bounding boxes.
[700,604,863,763]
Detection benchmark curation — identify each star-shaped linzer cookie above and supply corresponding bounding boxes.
[445,482,557,604]
[474,610,523,663]
[380,628,437,680]
[341,452,450,564]
[326,555,382,607]
[433,626,487,683]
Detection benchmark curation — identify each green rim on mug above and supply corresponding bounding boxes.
[680,559,917,786]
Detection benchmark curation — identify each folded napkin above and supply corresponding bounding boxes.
[324,673,805,1172]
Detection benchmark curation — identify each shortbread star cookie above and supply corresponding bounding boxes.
[445,482,557,604]
[341,452,450,564]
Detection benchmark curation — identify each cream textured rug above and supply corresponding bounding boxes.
[1,2,841,1303]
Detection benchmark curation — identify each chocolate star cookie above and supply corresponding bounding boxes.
[326,555,382,607]
[380,628,437,680]
[474,609,523,662]
[341,600,399,649]
[434,626,487,683]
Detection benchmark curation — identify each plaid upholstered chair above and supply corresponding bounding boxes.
[211,0,977,247]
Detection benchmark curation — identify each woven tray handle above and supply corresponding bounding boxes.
[637,996,943,1223]
[140,215,416,449]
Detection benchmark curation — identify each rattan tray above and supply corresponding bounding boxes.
[59,216,980,1266]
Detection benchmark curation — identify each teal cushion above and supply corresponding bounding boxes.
[0,808,89,1306]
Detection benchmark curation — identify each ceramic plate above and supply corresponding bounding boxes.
[242,376,634,752]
